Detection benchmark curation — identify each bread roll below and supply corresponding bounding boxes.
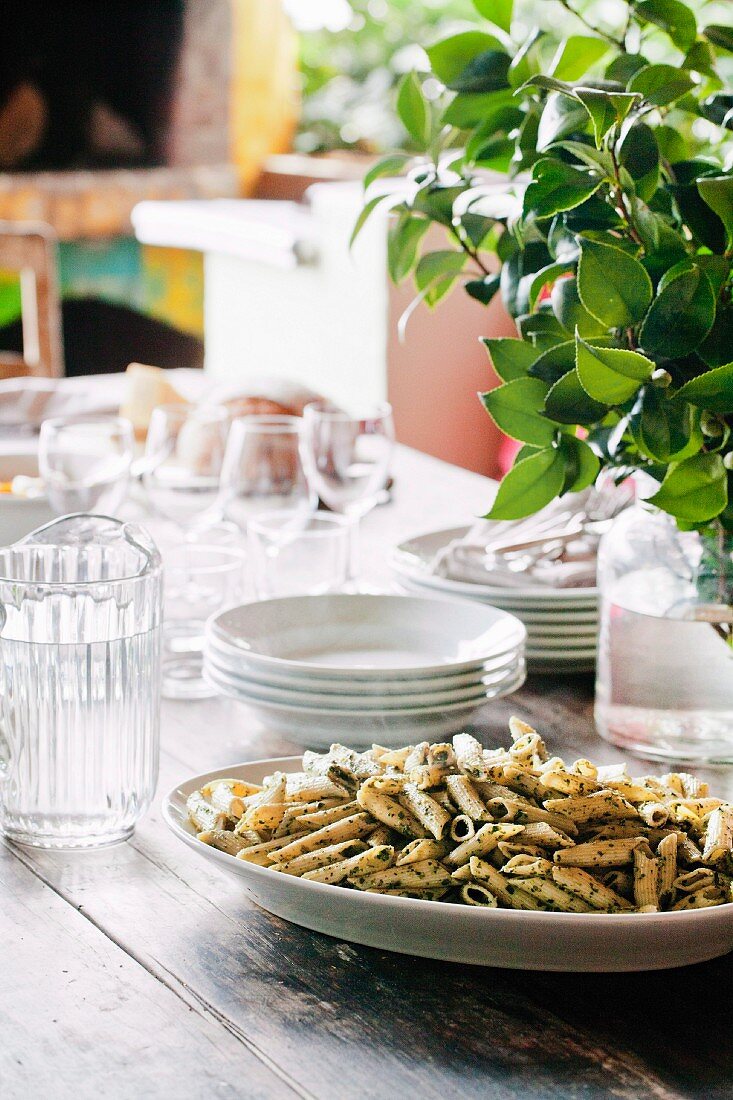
[121,363,186,440]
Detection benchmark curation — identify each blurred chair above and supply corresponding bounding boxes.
[0,221,63,379]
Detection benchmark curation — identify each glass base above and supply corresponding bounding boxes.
[163,654,217,700]
[163,620,217,699]
[3,825,135,850]
[595,702,733,765]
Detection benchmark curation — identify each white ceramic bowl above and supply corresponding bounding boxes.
[206,594,526,680]
[163,757,733,971]
[0,454,54,545]
[204,632,522,696]
[204,654,522,709]
[204,665,526,746]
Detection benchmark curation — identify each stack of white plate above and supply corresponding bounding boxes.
[391,527,598,675]
[203,593,526,747]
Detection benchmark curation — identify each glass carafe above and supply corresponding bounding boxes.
[595,505,733,764]
[0,514,163,848]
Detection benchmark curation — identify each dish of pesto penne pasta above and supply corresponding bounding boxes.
[178,720,733,915]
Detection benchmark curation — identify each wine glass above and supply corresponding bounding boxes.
[38,414,135,516]
[218,415,317,531]
[302,400,395,588]
[142,402,231,697]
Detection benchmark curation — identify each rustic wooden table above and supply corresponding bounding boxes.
[2,448,732,1100]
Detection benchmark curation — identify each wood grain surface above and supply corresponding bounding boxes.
[2,448,731,1100]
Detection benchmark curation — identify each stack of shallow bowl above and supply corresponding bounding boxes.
[203,593,526,747]
[391,527,598,674]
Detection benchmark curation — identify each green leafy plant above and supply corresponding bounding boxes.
[356,0,733,552]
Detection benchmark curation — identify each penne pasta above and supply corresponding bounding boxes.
[186,722,732,914]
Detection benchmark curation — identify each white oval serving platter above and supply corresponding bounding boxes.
[164,757,733,972]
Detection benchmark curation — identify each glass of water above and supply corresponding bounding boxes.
[39,414,135,516]
[248,511,351,599]
[0,514,163,849]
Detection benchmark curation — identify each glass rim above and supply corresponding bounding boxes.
[39,413,135,435]
[302,400,393,422]
[230,414,303,433]
[248,509,352,537]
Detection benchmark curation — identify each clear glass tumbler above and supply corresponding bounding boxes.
[248,511,351,599]
[162,533,246,699]
[0,514,163,848]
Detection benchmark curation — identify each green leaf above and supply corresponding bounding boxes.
[413,183,467,226]
[484,447,566,520]
[697,175,733,247]
[387,213,430,284]
[350,194,396,248]
[550,36,609,82]
[517,310,570,350]
[520,74,576,97]
[703,25,733,53]
[528,263,574,311]
[606,53,650,84]
[639,268,716,359]
[415,250,467,306]
[448,50,511,93]
[559,436,601,493]
[473,0,513,32]
[682,40,718,78]
[576,335,654,404]
[480,377,559,445]
[396,72,431,146]
[647,453,727,523]
[551,276,607,337]
[577,238,653,328]
[550,140,613,175]
[634,0,697,52]
[465,106,524,162]
[363,155,410,192]
[630,387,702,462]
[427,31,504,84]
[544,369,609,423]
[628,63,695,107]
[527,340,576,384]
[619,121,659,202]
[500,240,552,318]
[482,338,539,382]
[674,363,733,413]
[699,306,733,368]
[466,275,501,305]
[575,89,639,147]
[523,159,603,220]
[537,92,590,151]
[442,88,514,127]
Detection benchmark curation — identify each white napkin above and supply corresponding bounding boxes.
[431,491,599,589]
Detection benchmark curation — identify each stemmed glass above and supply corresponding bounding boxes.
[142,403,231,696]
[39,414,135,516]
[302,400,395,589]
[218,415,317,530]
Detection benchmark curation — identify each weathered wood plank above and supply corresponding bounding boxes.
[7,694,729,1100]
[0,841,302,1100]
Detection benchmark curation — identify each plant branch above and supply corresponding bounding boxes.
[609,141,643,247]
[556,0,625,48]
[449,225,491,276]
